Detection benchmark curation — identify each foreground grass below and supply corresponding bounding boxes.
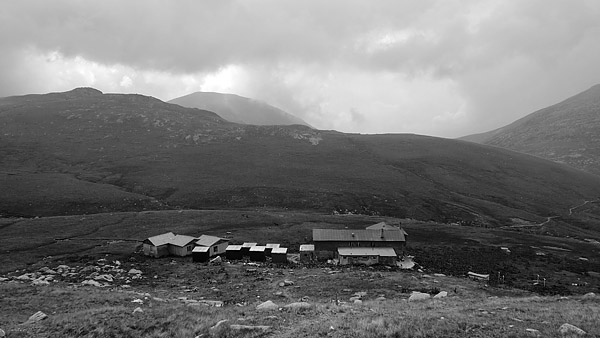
[1,282,598,338]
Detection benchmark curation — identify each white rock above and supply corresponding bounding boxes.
[433,291,448,299]
[31,279,50,286]
[0,277,9,282]
[526,328,541,337]
[132,307,144,314]
[353,299,363,305]
[256,300,279,311]
[94,274,113,282]
[230,324,271,332]
[582,292,596,299]
[56,265,70,271]
[81,279,103,287]
[283,280,294,286]
[210,256,222,264]
[24,311,47,324]
[128,269,143,275]
[210,319,229,331]
[284,302,311,310]
[408,292,431,302]
[131,299,144,304]
[375,296,386,301]
[558,323,586,336]
[38,267,57,275]
[16,274,33,281]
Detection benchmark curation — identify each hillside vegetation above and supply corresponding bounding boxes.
[2,88,600,236]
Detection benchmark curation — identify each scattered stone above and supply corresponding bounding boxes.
[23,311,47,324]
[128,269,143,275]
[433,291,448,299]
[81,279,103,287]
[283,280,294,286]
[131,299,144,304]
[353,299,363,305]
[153,297,166,302]
[16,274,33,281]
[209,256,222,265]
[526,328,541,337]
[230,324,271,332]
[558,323,586,336]
[256,300,279,311]
[197,300,224,307]
[31,279,50,286]
[132,307,144,314]
[433,273,446,277]
[284,302,312,310]
[0,277,9,282]
[94,274,113,282]
[353,291,367,297]
[582,292,596,299]
[408,292,431,302]
[38,267,57,275]
[349,296,361,302]
[210,319,229,331]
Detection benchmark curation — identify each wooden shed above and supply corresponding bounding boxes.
[241,242,257,256]
[225,245,243,260]
[265,243,280,256]
[249,246,267,262]
[271,247,288,263]
[196,235,230,257]
[192,246,210,263]
[337,247,397,266]
[299,244,315,262]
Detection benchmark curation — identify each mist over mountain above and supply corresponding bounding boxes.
[2,88,600,236]
[169,91,310,127]
[461,84,600,175]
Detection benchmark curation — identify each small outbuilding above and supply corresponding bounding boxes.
[225,245,243,260]
[192,246,210,263]
[249,246,267,262]
[299,244,315,262]
[241,242,257,256]
[265,243,280,256]
[271,247,288,263]
[196,235,230,257]
[337,247,397,266]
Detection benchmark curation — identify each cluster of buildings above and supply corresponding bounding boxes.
[142,222,407,266]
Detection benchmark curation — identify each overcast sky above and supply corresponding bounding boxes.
[1,1,600,138]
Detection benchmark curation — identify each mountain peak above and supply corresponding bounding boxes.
[64,87,103,97]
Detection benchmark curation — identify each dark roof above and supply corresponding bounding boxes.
[169,235,198,247]
[145,232,176,246]
[338,247,397,257]
[366,222,399,230]
[313,229,405,242]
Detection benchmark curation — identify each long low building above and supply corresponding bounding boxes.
[337,247,397,266]
[143,232,197,258]
[312,229,405,258]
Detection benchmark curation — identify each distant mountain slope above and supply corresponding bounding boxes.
[461,84,600,175]
[2,88,600,236]
[169,91,310,126]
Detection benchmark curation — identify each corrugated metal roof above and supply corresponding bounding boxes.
[366,222,400,230]
[169,235,198,247]
[338,247,397,257]
[146,232,176,246]
[271,247,288,254]
[196,235,227,247]
[192,246,210,252]
[250,246,266,252]
[242,242,257,248]
[300,244,314,251]
[266,243,280,249]
[313,229,405,242]
[226,245,242,251]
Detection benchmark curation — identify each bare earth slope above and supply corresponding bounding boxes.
[461,84,600,175]
[169,91,310,126]
[2,88,600,233]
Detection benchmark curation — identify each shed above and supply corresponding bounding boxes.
[299,244,315,262]
[226,245,243,260]
[271,247,288,263]
[337,247,397,266]
[241,242,257,256]
[249,246,267,262]
[196,235,230,257]
[143,232,175,258]
[167,235,198,257]
[265,243,280,256]
[192,246,210,263]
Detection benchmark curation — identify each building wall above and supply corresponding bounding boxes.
[315,241,405,253]
[210,242,228,257]
[169,244,194,257]
[339,255,379,266]
[272,253,288,263]
[143,244,170,258]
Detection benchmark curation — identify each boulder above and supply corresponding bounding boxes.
[16,274,34,281]
[558,323,586,336]
[38,267,57,275]
[582,292,596,299]
[526,328,541,337]
[94,274,113,282]
[81,279,103,287]
[283,280,294,286]
[375,296,386,301]
[408,292,431,302]
[31,279,50,286]
[210,256,223,265]
[128,269,143,275]
[353,299,363,305]
[433,291,448,299]
[284,302,312,310]
[24,311,47,324]
[132,307,144,314]
[256,300,279,311]
[131,299,144,304]
[230,324,271,332]
[0,328,5,337]
[0,277,8,282]
[210,319,229,331]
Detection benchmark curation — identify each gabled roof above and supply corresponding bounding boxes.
[196,235,228,247]
[313,229,405,242]
[169,235,198,247]
[366,222,399,230]
[338,247,397,257]
[145,232,176,246]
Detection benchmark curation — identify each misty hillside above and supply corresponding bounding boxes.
[2,88,600,235]
[169,91,310,127]
[461,84,600,175]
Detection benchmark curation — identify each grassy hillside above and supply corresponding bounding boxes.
[169,91,310,126]
[2,88,600,234]
[461,84,600,175]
